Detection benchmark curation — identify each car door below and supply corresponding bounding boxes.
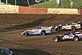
[62,24,71,30]
[63,34,70,39]
[63,32,74,39]
[31,29,39,35]
[68,33,74,39]
[32,27,42,35]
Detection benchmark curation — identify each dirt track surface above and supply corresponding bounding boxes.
[0,14,82,55]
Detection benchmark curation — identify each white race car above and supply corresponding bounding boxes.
[21,26,53,36]
[55,21,82,31]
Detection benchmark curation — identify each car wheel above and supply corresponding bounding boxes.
[71,27,76,31]
[53,37,61,42]
[73,37,79,41]
[24,33,28,36]
[56,28,60,32]
[56,26,62,32]
[41,31,46,35]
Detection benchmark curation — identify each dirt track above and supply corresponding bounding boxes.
[0,14,82,55]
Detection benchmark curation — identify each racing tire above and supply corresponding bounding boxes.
[24,33,28,36]
[53,37,61,42]
[55,28,60,32]
[71,27,76,32]
[73,37,79,41]
[55,26,62,32]
[41,31,46,36]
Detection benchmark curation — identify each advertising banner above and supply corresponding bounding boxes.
[0,5,19,14]
[48,8,78,14]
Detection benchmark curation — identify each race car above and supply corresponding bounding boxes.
[55,21,82,31]
[53,32,82,42]
[21,26,53,36]
[0,47,13,55]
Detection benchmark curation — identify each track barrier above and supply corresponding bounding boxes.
[0,5,81,15]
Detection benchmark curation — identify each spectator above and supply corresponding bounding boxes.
[69,0,74,8]
[56,0,61,8]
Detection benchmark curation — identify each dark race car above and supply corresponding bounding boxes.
[0,47,13,55]
[53,32,82,42]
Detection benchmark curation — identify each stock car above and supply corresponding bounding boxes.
[53,32,82,42]
[21,26,53,36]
[0,47,13,55]
[55,21,82,31]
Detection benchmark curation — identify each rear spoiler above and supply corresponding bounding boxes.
[49,26,53,28]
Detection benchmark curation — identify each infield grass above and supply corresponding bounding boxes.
[31,0,82,8]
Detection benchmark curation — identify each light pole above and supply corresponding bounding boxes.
[0,0,1,4]
[45,0,47,8]
[27,0,30,6]
[6,0,8,5]
[15,0,16,5]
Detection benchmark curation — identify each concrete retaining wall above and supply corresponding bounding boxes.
[19,6,47,14]
[0,5,82,15]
